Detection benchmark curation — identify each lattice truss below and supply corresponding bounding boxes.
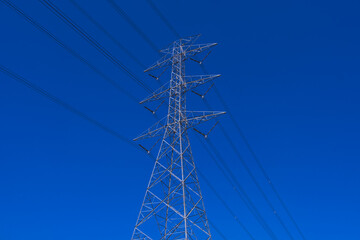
[132,35,224,240]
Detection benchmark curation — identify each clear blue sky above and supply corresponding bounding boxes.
[0,0,359,239]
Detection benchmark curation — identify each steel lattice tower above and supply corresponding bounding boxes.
[132,35,224,240]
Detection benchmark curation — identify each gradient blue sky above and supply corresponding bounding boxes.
[1,0,359,239]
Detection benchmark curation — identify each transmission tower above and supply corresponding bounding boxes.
[132,35,224,240]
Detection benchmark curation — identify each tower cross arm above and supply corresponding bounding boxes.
[134,110,225,141]
[144,36,217,73]
[160,43,218,59]
[140,74,220,104]
[185,74,221,91]
[186,111,226,129]
[133,116,167,141]
[140,82,169,104]
[144,53,172,73]
[183,43,218,57]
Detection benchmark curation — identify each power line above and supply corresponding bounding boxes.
[218,122,295,239]
[202,64,307,240]
[68,0,146,69]
[68,0,162,87]
[106,0,160,54]
[207,219,228,240]
[198,136,278,240]
[1,0,138,103]
[0,64,136,147]
[203,99,295,239]
[209,69,307,240]
[145,0,181,39]
[39,0,153,93]
[197,168,255,240]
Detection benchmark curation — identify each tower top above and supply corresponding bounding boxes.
[144,35,217,73]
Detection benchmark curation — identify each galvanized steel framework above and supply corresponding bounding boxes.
[132,35,224,240]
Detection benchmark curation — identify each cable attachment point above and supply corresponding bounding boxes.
[193,121,219,139]
[190,50,212,65]
[191,82,214,99]
[193,128,207,138]
[144,106,155,114]
[206,121,219,138]
[191,90,205,99]
[144,100,165,115]
[137,137,161,154]
[147,65,169,81]
[139,144,150,154]
[148,74,159,80]
[190,58,202,64]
